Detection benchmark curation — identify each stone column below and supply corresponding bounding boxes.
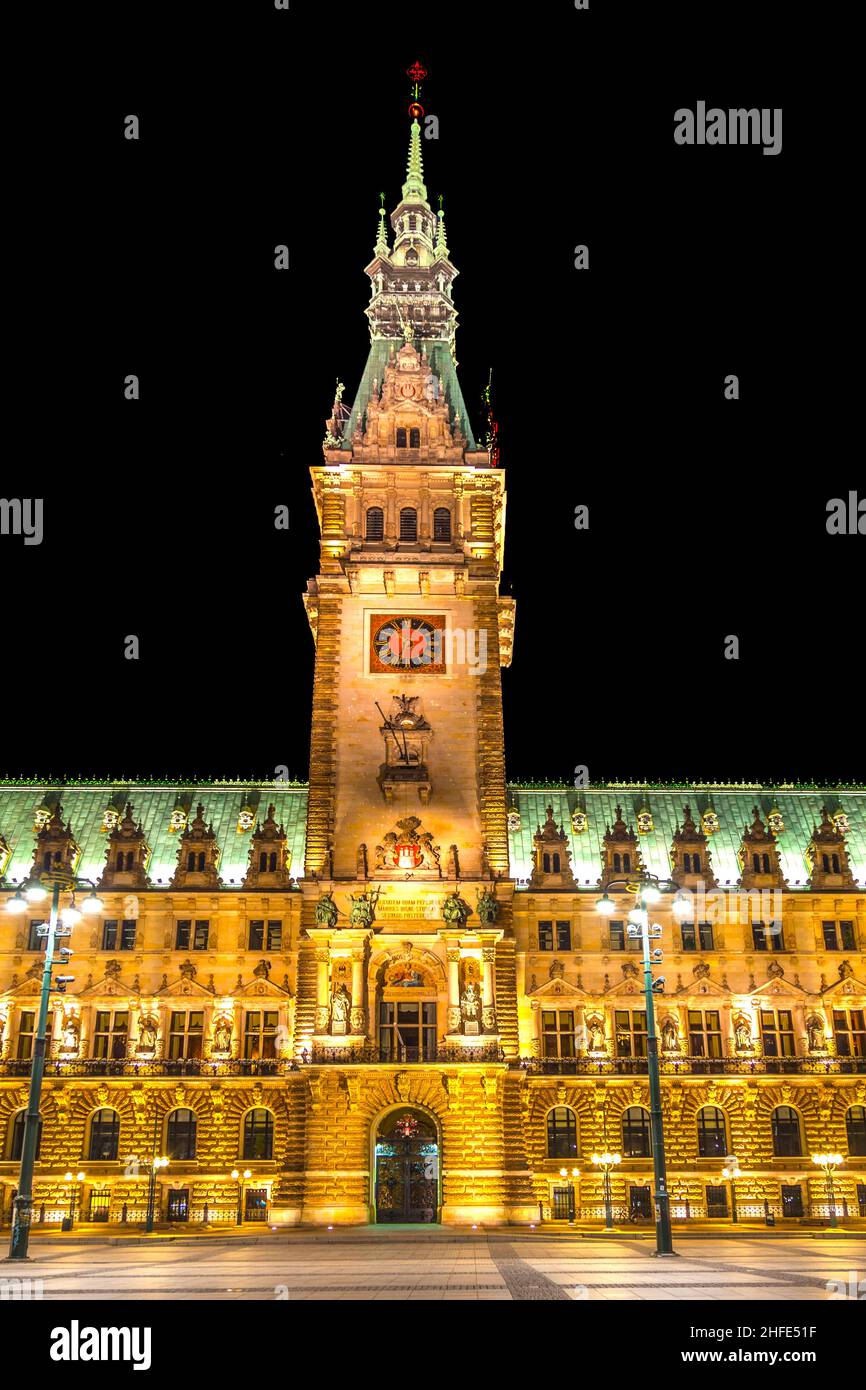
[447,948,462,1033]
[350,948,366,1036]
[481,947,497,1033]
[315,948,331,1034]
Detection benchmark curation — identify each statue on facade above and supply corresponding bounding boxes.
[61,1011,80,1053]
[137,1015,158,1052]
[330,984,352,1032]
[734,1014,753,1051]
[315,890,339,928]
[806,1015,826,1051]
[586,1016,605,1052]
[213,1016,233,1053]
[442,890,472,928]
[348,887,381,929]
[460,982,480,1024]
[660,1016,680,1052]
[476,887,499,925]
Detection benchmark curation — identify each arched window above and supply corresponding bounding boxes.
[771,1105,802,1157]
[622,853,631,872]
[546,1107,578,1159]
[8,1112,42,1162]
[396,428,407,448]
[365,507,384,541]
[88,1108,121,1161]
[543,853,550,873]
[399,508,417,542]
[613,853,621,873]
[846,1105,866,1157]
[622,1106,652,1158]
[409,427,421,449]
[242,1108,274,1160]
[166,1108,197,1160]
[696,1105,727,1158]
[433,507,451,541]
[752,853,761,872]
[551,853,561,873]
[832,854,840,874]
[762,854,771,873]
[187,851,196,871]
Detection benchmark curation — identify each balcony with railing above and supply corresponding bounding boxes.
[520,1054,866,1076]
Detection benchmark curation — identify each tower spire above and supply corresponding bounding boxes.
[402,119,427,203]
[374,192,389,258]
[435,194,449,258]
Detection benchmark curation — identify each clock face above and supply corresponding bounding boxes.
[370,614,446,673]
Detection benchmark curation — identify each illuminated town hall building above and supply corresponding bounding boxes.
[1,118,865,1232]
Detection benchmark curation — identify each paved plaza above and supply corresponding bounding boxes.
[8,1231,865,1301]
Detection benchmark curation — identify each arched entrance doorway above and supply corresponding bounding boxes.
[374,1108,439,1224]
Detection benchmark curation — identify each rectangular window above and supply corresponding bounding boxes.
[538,921,553,951]
[555,921,571,951]
[769,921,785,952]
[841,920,856,950]
[27,920,47,952]
[248,920,264,951]
[615,1009,647,1058]
[243,1010,278,1060]
[608,920,625,951]
[706,1185,728,1217]
[688,1009,723,1059]
[833,1009,866,1058]
[17,1010,36,1060]
[175,920,191,950]
[541,1009,575,1059]
[683,924,715,951]
[698,921,714,951]
[752,922,767,951]
[92,1010,129,1059]
[823,921,838,951]
[193,920,209,950]
[267,920,282,951]
[168,1011,204,1060]
[378,1001,437,1061]
[681,922,697,951]
[760,1008,795,1058]
[103,919,118,951]
[103,920,136,951]
[120,919,136,950]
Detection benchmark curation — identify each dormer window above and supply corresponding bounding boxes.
[433,507,451,541]
[366,507,384,540]
[612,851,632,874]
[542,852,561,873]
[399,508,418,541]
[683,852,701,873]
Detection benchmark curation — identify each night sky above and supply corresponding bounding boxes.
[4,5,858,786]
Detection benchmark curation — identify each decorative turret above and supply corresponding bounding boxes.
[805,805,856,889]
[243,804,292,888]
[529,805,576,888]
[738,806,788,889]
[598,805,643,889]
[171,803,222,888]
[31,805,80,881]
[669,804,718,888]
[98,802,151,889]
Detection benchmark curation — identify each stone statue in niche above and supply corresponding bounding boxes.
[476,887,499,925]
[806,1015,826,1051]
[586,1016,605,1052]
[660,1016,680,1052]
[212,1016,233,1053]
[137,1015,159,1053]
[61,1010,80,1053]
[734,1014,753,1051]
[330,984,352,1034]
[460,982,480,1034]
[442,890,472,928]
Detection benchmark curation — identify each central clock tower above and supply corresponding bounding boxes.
[303,117,514,892]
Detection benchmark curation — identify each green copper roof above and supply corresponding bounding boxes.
[342,338,477,451]
[505,785,866,889]
[401,119,428,203]
[0,782,308,887]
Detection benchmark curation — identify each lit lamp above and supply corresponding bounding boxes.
[144,1155,169,1233]
[591,1151,621,1230]
[595,893,615,916]
[231,1168,253,1225]
[811,1152,843,1228]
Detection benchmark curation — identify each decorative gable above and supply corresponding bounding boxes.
[98,802,151,889]
[30,804,80,882]
[529,805,576,889]
[738,806,788,889]
[171,803,222,888]
[805,805,856,889]
[597,805,643,889]
[669,803,718,888]
[243,803,292,888]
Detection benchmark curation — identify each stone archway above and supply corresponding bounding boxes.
[373,1107,440,1224]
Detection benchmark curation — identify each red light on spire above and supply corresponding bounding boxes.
[407,61,427,83]
[408,102,425,119]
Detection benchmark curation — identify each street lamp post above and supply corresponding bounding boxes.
[557,1166,580,1221]
[3,873,102,1261]
[597,874,689,1257]
[722,1155,741,1222]
[591,1151,621,1229]
[62,1171,85,1231]
[811,1152,843,1228]
[231,1168,252,1225]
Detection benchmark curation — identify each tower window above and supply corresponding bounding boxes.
[433,507,451,541]
[396,428,408,448]
[409,427,420,449]
[365,507,384,541]
[399,508,418,541]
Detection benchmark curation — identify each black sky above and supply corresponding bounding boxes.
[4,4,859,785]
